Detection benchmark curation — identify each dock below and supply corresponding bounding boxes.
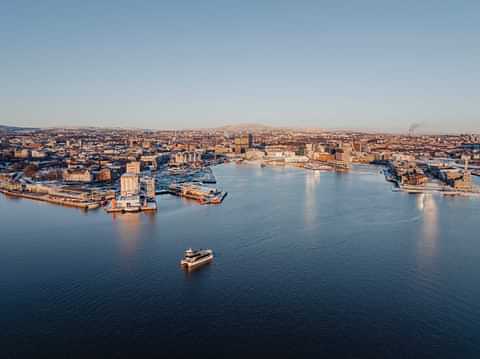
[106,196,157,213]
[0,189,100,210]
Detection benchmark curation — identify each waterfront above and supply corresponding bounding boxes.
[2,164,480,357]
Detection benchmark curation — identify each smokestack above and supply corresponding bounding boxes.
[408,123,422,136]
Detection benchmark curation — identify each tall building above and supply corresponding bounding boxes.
[334,144,352,169]
[145,177,156,199]
[120,173,140,196]
[234,134,253,154]
[335,144,352,162]
[455,155,473,190]
[126,161,141,174]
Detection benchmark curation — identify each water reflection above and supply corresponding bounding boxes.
[144,210,156,225]
[416,193,439,265]
[183,261,213,280]
[304,171,320,226]
[112,213,143,257]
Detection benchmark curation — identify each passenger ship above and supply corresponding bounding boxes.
[180,248,214,269]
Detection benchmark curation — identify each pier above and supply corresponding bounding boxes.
[0,189,100,209]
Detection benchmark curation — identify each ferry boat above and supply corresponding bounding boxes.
[168,183,227,205]
[180,248,214,269]
[304,163,333,171]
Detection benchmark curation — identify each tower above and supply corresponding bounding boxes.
[145,177,156,199]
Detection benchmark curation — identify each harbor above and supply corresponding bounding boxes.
[1,161,228,213]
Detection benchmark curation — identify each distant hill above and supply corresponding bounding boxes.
[0,125,38,132]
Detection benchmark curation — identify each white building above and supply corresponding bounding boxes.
[171,151,202,165]
[126,161,141,174]
[141,155,158,170]
[245,149,265,160]
[14,149,30,158]
[120,173,139,196]
[63,169,93,183]
[285,155,309,163]
[114,195,141,211]
[144,177,156,198]
[31,150,46,159]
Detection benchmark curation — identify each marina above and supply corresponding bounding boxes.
[0,165,226,212]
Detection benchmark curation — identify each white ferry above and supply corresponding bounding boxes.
[180,248,214,269]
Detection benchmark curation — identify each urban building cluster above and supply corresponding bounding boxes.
[0,125,479,209]
[0,126,229,211]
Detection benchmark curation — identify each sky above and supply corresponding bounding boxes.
[1,0,479,132]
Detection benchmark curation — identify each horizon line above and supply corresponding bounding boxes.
[1,123,479,136]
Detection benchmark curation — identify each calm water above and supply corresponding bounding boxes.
[2,164,480,358]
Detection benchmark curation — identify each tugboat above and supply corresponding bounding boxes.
[180,248,214,269]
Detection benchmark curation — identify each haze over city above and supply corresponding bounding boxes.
[2,0,479,132]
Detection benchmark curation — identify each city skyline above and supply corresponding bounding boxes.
[2,1,480,132]
[1,122,479,135]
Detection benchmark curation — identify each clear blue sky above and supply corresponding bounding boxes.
[1,0,479,132]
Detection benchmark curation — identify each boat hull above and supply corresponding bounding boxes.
[181,255,213,269]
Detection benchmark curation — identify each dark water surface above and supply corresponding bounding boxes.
[2,164,480,358]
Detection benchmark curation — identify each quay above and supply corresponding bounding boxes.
[385,158,480,196]
[0,189,100,210]
[105,197,157,213]
[390,183,480,197]
[385,172,480,197]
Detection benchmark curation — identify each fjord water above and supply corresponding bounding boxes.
[2,164,480,358]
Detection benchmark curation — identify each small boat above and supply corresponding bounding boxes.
[304,163,333,171]
[180,248,214,269]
